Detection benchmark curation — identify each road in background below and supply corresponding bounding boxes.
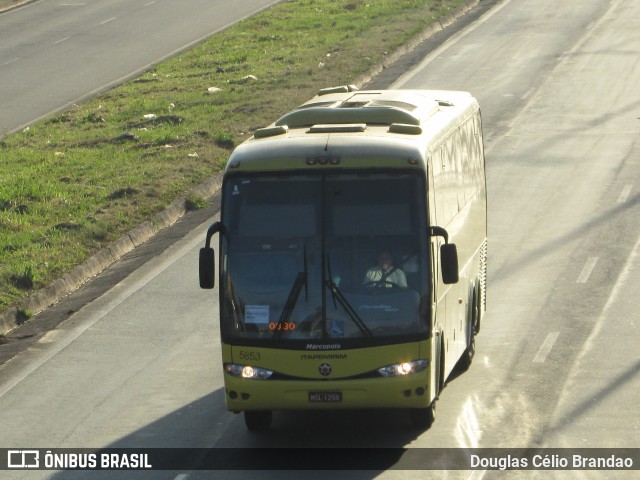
[393,0,640,469]
[0,0,280,134]
[0,0,639,478]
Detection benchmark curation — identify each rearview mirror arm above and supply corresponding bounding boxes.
[430,226,449,243]
[204,221,226,248]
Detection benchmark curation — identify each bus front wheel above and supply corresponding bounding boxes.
[409,401,435,430]
[244,410,272,431]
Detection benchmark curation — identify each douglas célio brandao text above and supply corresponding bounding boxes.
[470,453,634,470]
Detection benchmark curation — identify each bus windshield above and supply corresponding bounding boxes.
[220,172,430,345]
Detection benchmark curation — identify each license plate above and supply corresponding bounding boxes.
[308,391,342,403]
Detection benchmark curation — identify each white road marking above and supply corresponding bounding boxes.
[483,355,491,368]
[551,232,640,430]
[1,57,19,66]
[392,0,516,88]
[99,17,117,25]
[576,257,598,283]
[173,474,190,480]
[54,36,71,45]
[533,332,560,363]
[467,470,486,480]
[145,1,157,6]
[455,396,482,448]
[521,87,535,100]
[617,184,632,203]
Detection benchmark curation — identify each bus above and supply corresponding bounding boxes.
[199,86,487,430]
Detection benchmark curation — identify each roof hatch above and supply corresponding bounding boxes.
[275,90,440,128]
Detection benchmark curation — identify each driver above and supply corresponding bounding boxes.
[363,249,407,288]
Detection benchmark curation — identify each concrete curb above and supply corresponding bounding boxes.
[0,0,32,13]
[0,0,480,336]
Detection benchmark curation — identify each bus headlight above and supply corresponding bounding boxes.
[225,363,273,380]
[377,359,428,377]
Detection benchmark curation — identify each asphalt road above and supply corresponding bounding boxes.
[1,0,639,478]
[0,0,280,134]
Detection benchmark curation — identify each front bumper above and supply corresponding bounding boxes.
[223,372,432,412]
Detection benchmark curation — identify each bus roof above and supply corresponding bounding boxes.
[225,88,479,173]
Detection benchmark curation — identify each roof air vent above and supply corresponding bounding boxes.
[318,85,360,96]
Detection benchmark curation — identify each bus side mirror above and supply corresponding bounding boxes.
[199,221,223,289]
[199,247,215,289]
[440,243,459,284]
[430,225,459,285]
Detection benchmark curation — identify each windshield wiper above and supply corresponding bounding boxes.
[273,246,308,340]
[326,254,372,338]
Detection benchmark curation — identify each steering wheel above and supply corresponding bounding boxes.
[363,280,401,289]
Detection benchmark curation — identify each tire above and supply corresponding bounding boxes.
[458,288,479,371]
[409,401,436,430]
[244,410,272,431]
[474,287,482,334]
[458,329,475,372]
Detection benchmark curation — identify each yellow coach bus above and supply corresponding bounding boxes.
[199,86,487,430]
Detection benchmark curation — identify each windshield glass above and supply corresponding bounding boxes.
[220,172,430,346]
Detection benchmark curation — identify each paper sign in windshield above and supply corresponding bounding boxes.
[245,305,270,324]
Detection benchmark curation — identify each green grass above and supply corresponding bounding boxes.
[0,0,465,313]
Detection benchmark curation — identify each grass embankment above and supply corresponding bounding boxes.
[0,0,465,318]
[0,0,26,11]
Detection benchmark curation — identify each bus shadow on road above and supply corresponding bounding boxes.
[45,387,432,478]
